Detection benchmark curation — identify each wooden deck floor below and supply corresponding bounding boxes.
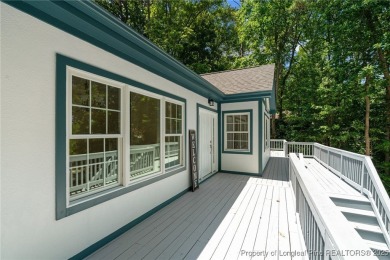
[86,159,306,260]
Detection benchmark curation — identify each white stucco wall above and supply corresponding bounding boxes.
[221,101,259,174]
[1,4,212,259]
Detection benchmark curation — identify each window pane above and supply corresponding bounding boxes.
[227,141,233,149]
[227,115,233,123]
[130,92,161,179]
[91,81,106,108]
[227,133,233,141]
[166,118,171,134]
[108,86,120,110]
[227,123,233,131]
[72,76,89,106]
[105,138,118,185]
[234,123,240,131]
[172,103,177,118]
[241,133,248,141]
[89,139,104,191]
[234,115,241,124]
[241,115,248,123]
[91,109,106,134]
[89,138,104,154]
[165,136,181,168]
[242,141,248,150]
[69,139,88,197]
[108,111,120,134]
[177,105,182,119]
[72,106,90,134]
[166,102,171,118]
[177,119,182,134]
[234,133,241,141]
[234,141,240,149]
[170,119,177,134]
[241,124,248,132]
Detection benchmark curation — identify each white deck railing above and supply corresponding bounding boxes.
[289,154,376,259]
[70,142,180,195]
[271,139,390,249]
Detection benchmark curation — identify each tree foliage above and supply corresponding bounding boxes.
[95,0,240,73]
[95,0,390,187]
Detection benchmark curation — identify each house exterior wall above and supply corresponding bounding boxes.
[1,4,211,259]
[220,101,260,174]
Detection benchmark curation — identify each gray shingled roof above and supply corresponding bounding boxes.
[201,64,275,95]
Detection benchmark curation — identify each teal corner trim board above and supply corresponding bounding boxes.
[56,54,187,220]
[259,100,263,176]
[217,103,222,172]
[69,187,191,260]
[221,109,253,155]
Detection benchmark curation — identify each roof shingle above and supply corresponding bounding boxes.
[201,64,275,95]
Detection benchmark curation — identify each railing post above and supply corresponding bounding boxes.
[361,162,365,194]
[284,140,288,157]
[340,154,343,179]
[327,149,330,170]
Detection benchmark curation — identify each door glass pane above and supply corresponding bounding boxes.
[130,92,161,180]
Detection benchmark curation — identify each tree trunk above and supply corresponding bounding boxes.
[364,76,371,156]
[377,48,390,174]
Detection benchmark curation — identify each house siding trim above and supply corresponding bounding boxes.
[56,54,187,220]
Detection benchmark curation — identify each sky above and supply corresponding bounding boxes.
[227,0,240,9]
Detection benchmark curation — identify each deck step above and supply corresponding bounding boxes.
[331,197,373,211]
[338,206,376,218]
[349,221,381,233]
[329,193,370,203]
[367,240,390,252]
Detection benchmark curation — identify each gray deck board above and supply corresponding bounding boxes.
[86,158,305,260]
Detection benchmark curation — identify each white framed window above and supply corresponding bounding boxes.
[66,68,186,203]
[165,101,184,169]
[224,112,251,152]
[68,72,123,202]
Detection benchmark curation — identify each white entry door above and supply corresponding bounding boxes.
[199,108,218,180]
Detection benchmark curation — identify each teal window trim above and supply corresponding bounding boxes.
[222,109,253,155]
[56,54,187,220]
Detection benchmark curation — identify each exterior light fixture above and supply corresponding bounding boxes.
[208,98,214,106]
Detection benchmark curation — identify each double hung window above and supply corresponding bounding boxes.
[69,76,121,200]
[68,69,185,203]
[223,111,251,153]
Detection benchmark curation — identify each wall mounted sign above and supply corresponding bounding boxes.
[189,130,199,191]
